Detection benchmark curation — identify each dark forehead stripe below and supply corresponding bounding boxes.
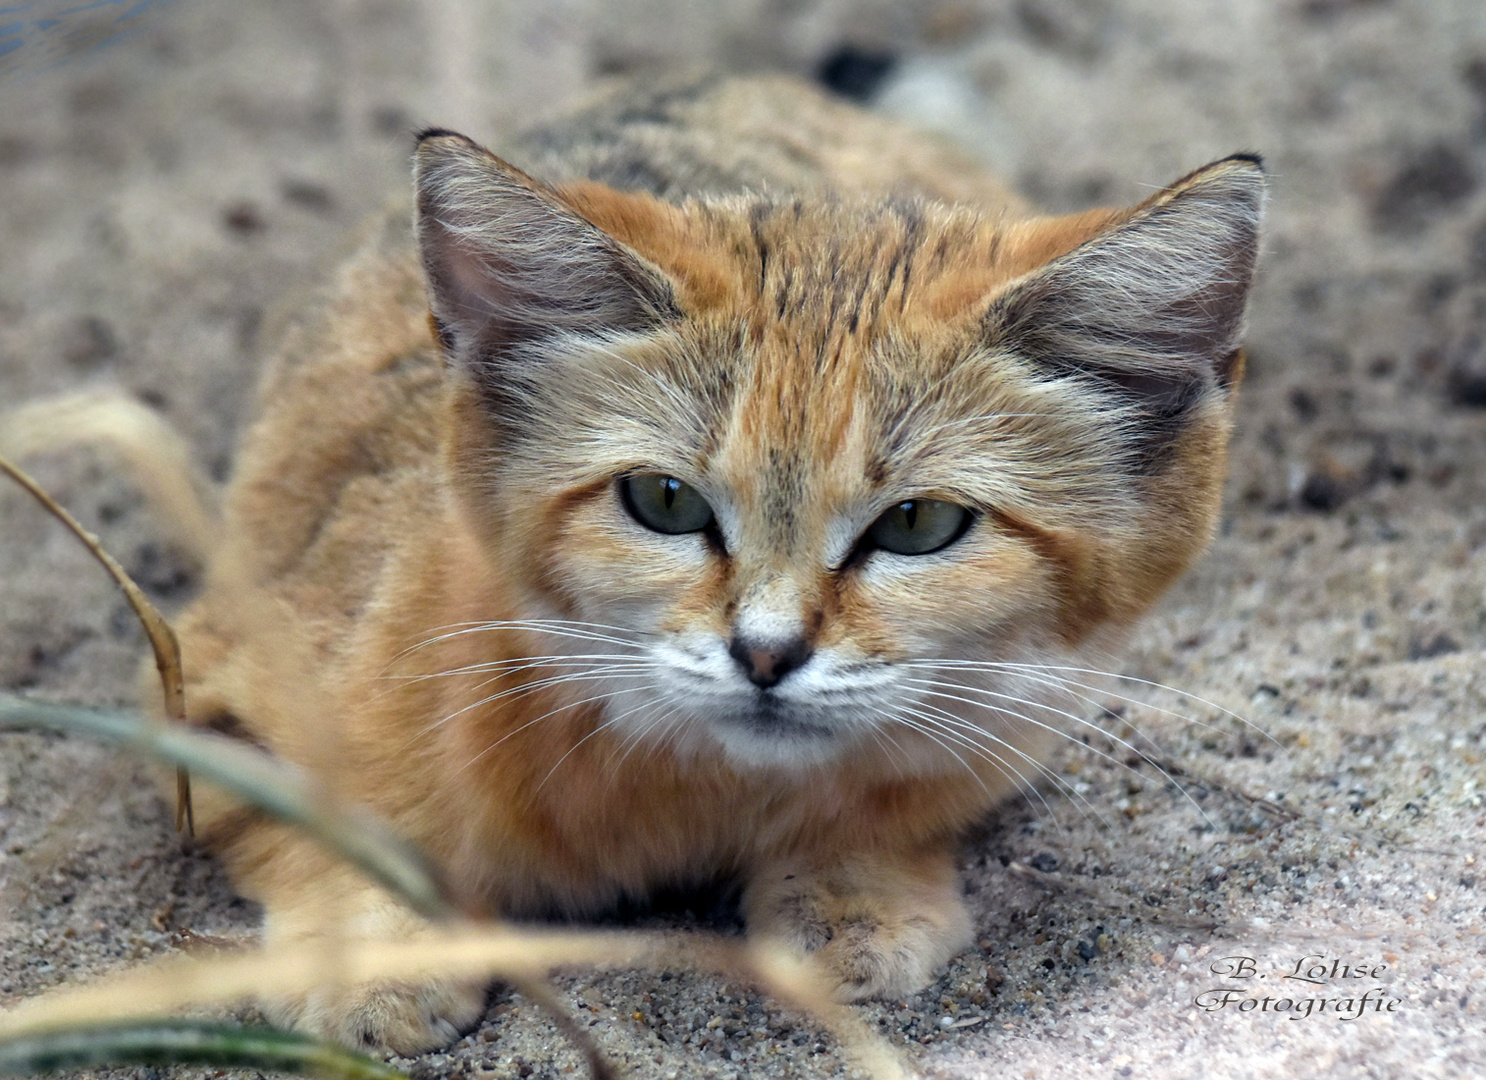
[760,444,803,552]
[744,197,933,348]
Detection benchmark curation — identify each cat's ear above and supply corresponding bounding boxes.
[987,155,1265,414]
[413,130,680,371]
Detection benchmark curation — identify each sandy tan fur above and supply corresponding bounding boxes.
[153,73,1264,1051]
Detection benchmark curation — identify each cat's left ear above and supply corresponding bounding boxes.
[987,154,1266,412]
[413,130,680,375]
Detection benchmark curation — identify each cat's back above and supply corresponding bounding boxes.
[510,72,1026,210]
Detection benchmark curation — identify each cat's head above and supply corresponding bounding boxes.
[414,131,1264,774]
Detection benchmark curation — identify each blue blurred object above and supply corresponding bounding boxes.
[0,0,185,80]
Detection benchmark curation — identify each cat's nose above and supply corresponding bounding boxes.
[727,633,813,689]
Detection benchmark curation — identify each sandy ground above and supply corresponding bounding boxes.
[2,1,1485,1078]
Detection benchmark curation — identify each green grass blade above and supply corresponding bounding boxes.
[0,1020,409,1079]
[0,694,454,919]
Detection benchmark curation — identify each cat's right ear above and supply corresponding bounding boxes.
[413,131,680,375]
[985,155,1265,429]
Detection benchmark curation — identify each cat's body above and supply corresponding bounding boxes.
[165,73,1263,1052]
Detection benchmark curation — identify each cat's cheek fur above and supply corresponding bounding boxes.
[853,535,1059,652]
[743,850,975,1001]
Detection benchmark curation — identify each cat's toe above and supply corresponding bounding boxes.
[744,858,973,1001]
[815,915,957,1000]
[273,978,487,1055]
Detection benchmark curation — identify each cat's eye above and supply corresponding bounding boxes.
[866,499,971,556]
[620,474,715,535]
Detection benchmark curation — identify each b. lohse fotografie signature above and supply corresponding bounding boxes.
[1192,954,1403,1020]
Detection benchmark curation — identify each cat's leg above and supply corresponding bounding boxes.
[164,619,486,1052]
[223,822,487,1054]
[742,849,973,1000]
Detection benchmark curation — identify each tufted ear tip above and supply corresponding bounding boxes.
[1147,153,1268,230]
[1221,151,1264,169]
[414,126,467,145]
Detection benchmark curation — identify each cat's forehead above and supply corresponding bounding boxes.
[567,186,1129,337]
[686,196,999,339]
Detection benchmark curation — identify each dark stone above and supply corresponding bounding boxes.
[59,314,118,370]
[1292,280,1326,313]
[1299,471,1347,511]
[1015,0,1111,61]
[1287,386,1319,422]
[370,104,414,137]
[1372,143,1477,234]
[1408,632,1460,661]
[1418,272,1460,311]
[1468,219,1486,277]
[1450,369,1486,406]
[1464,56,1486,103]
[222,201,265,235]
[1444,369,1486,407]
[127,541,197,600]
[1299,0,1391,18]
[0,135,32,168]
[815,46,898,102]
[1029,852,1060,873]
[1447,333,1486,407]
[280,178,335,213]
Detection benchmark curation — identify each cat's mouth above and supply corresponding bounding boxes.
[737,693,834,736]
[700,693,844,761]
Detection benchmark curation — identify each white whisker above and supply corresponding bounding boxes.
[391,618,650,665]
[404,662,652,748]
[454,682,642,777]
[900,698,1111,831]
[905,658,1272,744]
[531,689,670,797]
[902,675,1216,827]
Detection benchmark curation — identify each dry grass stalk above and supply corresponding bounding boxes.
[0,923,916,1079]
[0,1019,410,1080]
[0,450,194,832]
[0,695,455,921]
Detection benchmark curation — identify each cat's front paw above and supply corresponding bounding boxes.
[743,853,973,1001]
[268,977,487,1055]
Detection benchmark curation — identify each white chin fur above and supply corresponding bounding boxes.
[694,715,857,770]
[601,686,863,770]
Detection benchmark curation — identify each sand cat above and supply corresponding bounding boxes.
[160,73,1263,1052]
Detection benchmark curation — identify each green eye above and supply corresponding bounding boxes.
[866,499,970,556]
[620,474,715,535]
